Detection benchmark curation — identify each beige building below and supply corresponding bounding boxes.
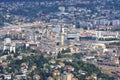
[62,72,73,80]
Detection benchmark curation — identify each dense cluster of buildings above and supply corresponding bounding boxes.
[0,0,119,80]
[0,20,119,79]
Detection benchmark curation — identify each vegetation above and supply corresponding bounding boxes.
[73,53,83,59]
[110,28,120,31]
[61,48,71,54]
[58,52,83,59]
[0,14,4,27]
[109,42,120,46]
[0,50,3,56]
[8,55,50,79]
[99,38,119,41]
[0,50,114,80]
[64,60,114,80]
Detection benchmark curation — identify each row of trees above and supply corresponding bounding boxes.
[109,42,120,46]
[99,38,119,41]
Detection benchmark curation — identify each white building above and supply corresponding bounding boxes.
[3,38,16,53]
[95,31,119,39]
[112,20,120,26]
[4,74,11,80]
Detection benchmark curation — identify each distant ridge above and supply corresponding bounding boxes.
[0,0,65,2]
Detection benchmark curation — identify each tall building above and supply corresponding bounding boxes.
[95,31,102,39]
[60,24,65,46]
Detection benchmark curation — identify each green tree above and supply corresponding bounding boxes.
[73,53,83,59]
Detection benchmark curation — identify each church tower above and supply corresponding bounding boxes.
[60,24,65,46]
